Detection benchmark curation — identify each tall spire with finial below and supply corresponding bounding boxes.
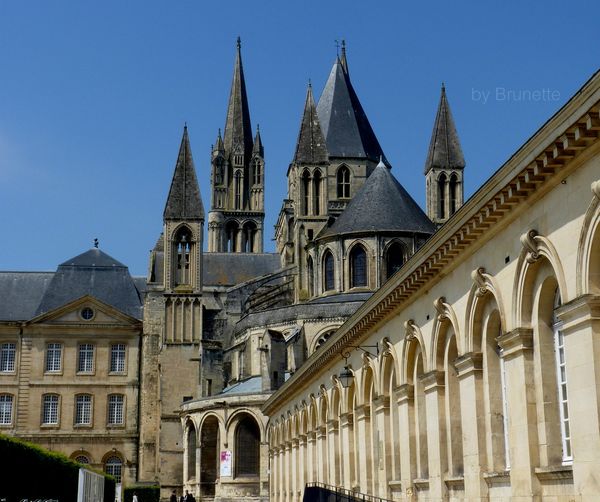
[340,39,349,75]
[223,36,253,159]
[294,82,328,164]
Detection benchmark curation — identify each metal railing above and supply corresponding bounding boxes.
[303,482,393,502]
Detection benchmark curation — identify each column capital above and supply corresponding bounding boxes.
[326,418,339,432]
[354,403,370,421]
[556,294,600,333]
[421,370,445,392]
[339,412,354,427]
[372,395,390,412]
[395,383,414,403]
[497,327,533,358]
[454,351,483,379]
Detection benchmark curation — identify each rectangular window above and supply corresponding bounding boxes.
[0,395,13,425]
[75,395,92,425]
[42,394,59,425]
[0,343,16,372]
[45,343,62,373]
[78,344,94,373]
[110,344,126,373]
[554,326,572,463]
[108,395,124,425]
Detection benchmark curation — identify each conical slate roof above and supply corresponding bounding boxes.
[223,37,253,158]
[163,126,204,221]
[293,84,328,164]
[316,58,385,161]
[424,85,465,174]
[36,248,143,319]
[319,160,435,238]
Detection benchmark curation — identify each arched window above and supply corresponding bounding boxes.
[174,226,193,286]
[187,423,197,480]
[200,416,219,497]
[438,173,447,219]
[225,221,239,253]
[449,173,458,215]
[323,252,335,292]
[214,158,224,185]
[104,456,123,483]
[313,171,322,216]
[302,170,311,216]
[242,222,257,253]
[74,455,90,464]
[307,256,314,297]
[337,166,350,198]
[234,171,242,210]
[553,290,571,463]
[350,245,367,288]
[235,416,260,477]
[385,242,405,280]
[313,329,335,352]
[253,160,261,185]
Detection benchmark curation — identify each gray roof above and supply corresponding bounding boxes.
[35,248,143,319]
[223,37,254,159]
[0,272,54,321]
[293,84,328,164]
[316,58,385,161]
[234,296,365,334]
[163,126,205,221]
[319,161,435,238]
[203,253,281,287]
[424,85,465,174]
[220,376,264,396]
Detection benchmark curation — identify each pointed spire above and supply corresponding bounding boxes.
[213,128,224,153]
[340,40,349,75]
[164,126,204,221]
[316,56,385,162]
[294,83,328,164]
[424,84,465,174]
[223,37,253,158]
[253,124,264,157]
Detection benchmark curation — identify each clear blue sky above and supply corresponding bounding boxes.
[1,1,599,275]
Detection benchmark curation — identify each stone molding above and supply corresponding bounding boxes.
[497,327,533,358]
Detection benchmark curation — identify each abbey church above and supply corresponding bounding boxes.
[1,38,600,502]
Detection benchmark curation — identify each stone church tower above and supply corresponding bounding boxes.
[425,84,466,225]
[208,38,264,253]
[138,126,205,491]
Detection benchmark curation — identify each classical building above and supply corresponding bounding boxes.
[263,70,600,502]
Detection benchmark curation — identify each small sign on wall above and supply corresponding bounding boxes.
[220,450,232,477]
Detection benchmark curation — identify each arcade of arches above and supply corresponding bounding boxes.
[264,90,600,501]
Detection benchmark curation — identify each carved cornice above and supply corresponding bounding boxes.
[421,370,445,392]
[395,383,414,403]
[263,91,600,417]
[454,352,483,378]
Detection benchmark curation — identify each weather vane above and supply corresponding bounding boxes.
[94,238,99,249]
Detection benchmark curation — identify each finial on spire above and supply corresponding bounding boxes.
[308,78,312,88]
[335,39,340,57]
[441,82,445,91]
[93,238,99,249]
[236,36,241,49]
[184,121,187,130]
[256,123,260,132]
[339,39,349,74]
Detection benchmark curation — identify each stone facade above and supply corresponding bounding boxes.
[263,71,600,501]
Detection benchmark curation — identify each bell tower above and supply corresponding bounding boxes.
[208,37,264,253]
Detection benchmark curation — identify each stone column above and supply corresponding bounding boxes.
[422,370,447,500]
[268,449,276,502]
[327,419,340,486]
[291,438,299,502]
[497,328,540,500]
[256,225,263,253]
[316,425,327,483]
[354,404,372,493]
[298,435,307,500]
[397,384,416,500]
[307,431,317,483]
[455,352,488,500]
[557,295,600,502]
[284,442,292,502]
[339,413,355,489]
[373,395,392,499]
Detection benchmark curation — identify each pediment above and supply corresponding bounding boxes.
[28,295,141,327]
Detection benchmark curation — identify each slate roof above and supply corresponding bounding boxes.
[424,85,465,174]
[319,160,436,238]
[220,376,264,395]
[293,84,328,164]
[163,126,204,221]
[0,272,54,321]
[203,253,281,287]
[35,248,143,319]
[223,37,254,158]
[316,57,385,161]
